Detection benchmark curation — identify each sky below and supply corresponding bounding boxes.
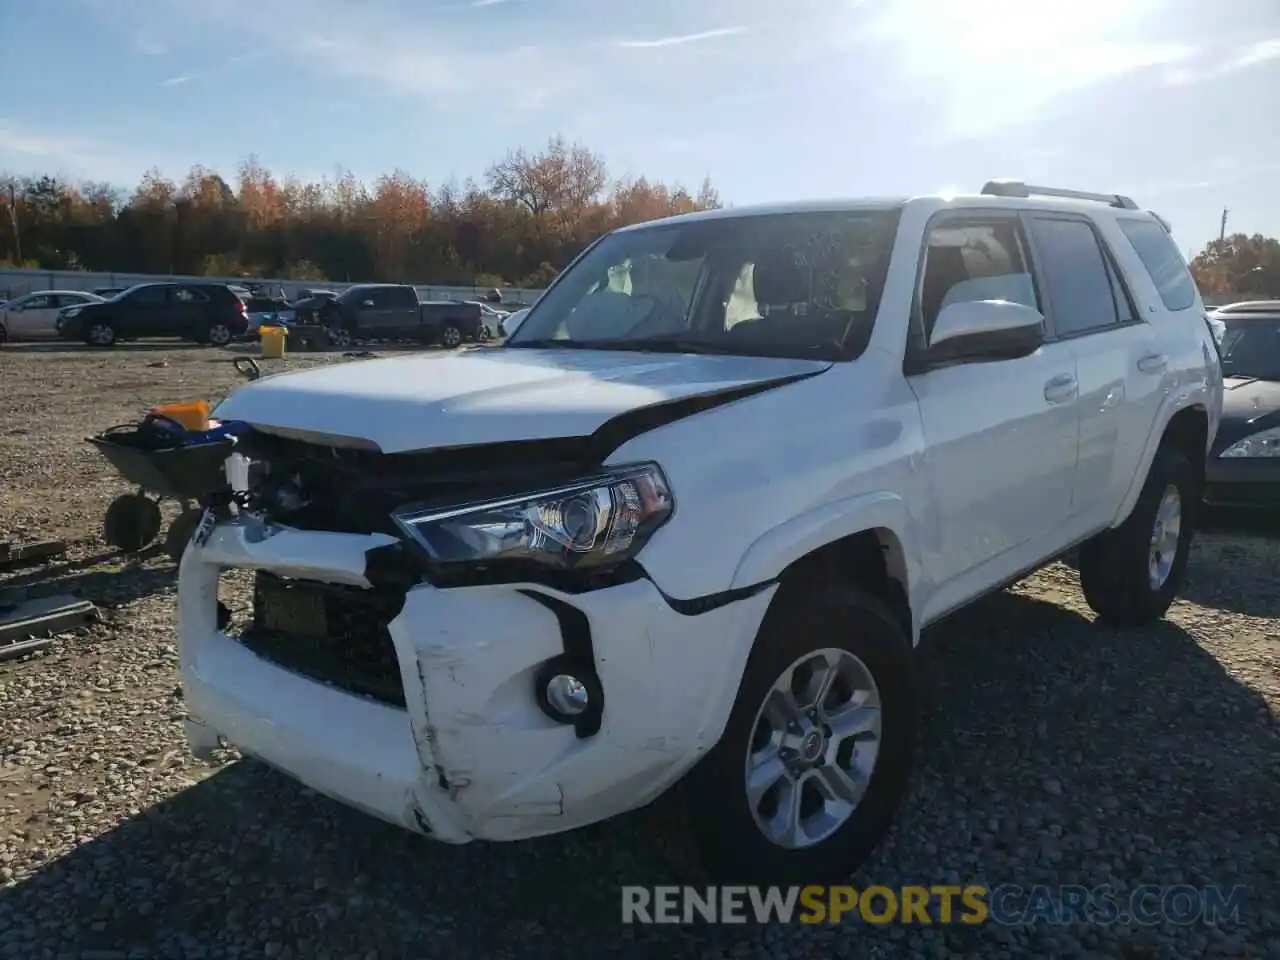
[1,0,1278,256]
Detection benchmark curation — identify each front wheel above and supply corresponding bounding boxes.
[327,325,354,349]
[682,584,917,885]
[84,321,117,347]
[1077,444,1198,626]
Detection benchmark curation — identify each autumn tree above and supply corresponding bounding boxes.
[0,135,722,286]
[1190,233,1280,297]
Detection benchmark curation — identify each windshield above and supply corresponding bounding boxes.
[507,208,901,361]
[1220,319,1280,380]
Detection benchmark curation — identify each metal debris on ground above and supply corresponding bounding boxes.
[0,539,67,571]
[0,592,97,661]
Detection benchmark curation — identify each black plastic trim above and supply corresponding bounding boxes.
[647,576,777,615]
[518,590,603,738]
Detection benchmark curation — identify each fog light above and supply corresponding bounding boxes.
[545,674,589,717]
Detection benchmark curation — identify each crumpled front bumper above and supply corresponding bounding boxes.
[178,519,774,843]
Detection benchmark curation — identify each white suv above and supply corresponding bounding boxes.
[179,181,1223,883]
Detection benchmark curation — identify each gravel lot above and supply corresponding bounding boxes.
[0,342,1277,959]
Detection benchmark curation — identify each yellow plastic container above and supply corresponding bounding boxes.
[260,325,287,359]
[151,399,211,432]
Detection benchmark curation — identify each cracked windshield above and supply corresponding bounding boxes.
[0,0,1277,958]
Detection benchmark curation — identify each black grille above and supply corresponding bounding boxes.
[238,571,408,707]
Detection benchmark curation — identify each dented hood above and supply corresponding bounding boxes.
[214,347,829,453]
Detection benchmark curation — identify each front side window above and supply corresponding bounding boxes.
[917,219,1039,341]
[1219,319,1280,380]
[1118,218,1198,312]
[508,209,902,361]
[20,295,53,310]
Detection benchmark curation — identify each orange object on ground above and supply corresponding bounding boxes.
[151,399,211,432]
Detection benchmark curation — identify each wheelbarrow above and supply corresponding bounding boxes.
[86,359,260,560]
[86,419,241,560]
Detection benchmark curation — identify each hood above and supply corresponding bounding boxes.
[214,347,830,453]
[1212,376,1280,453]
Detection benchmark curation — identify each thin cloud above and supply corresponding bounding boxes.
[118,0,577,112]
[616,26,748,49]
[0,120,190,185]
[1164,37,1280,84]
[160,75,190,86]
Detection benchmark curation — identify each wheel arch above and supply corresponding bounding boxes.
[731,492,919,643]
[1114,403,1209,525]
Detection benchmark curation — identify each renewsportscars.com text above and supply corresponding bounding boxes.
[621,884,1247,926]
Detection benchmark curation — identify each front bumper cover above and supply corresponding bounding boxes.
[178,518,775,842]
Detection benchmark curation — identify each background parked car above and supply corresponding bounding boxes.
[499,307,529,338]
[241,294,296,336]
[91,287,129,299]
[58,282,249,347]
[323,284,483,348]
[1,290,104,343]
[1205,301,1280,508]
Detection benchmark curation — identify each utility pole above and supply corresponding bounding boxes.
[1219,207,1229,243]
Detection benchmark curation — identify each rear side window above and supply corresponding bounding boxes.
[129,286,167,307]
[172,287,211,303]
[389,287,418,309]
[1027,217,1122,337]
[1117,219,1197,312]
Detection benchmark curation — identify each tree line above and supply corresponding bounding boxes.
[2,139,1275,298]
[0,136,721,289]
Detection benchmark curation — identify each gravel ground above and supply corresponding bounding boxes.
[0,341,1277,959]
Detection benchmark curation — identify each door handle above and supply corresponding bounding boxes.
[1137,353,1168,374]
[1043,373,1078,404]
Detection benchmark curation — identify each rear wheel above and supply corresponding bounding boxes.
[683,584,917,885]
[85,321,117,347]
[441,324,462,349]
[1078,444,1198,626]
[165,508,205,561]
[205,322,233,347]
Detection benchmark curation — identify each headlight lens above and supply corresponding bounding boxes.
[1220,427,1280,458]
[393,463,673,571]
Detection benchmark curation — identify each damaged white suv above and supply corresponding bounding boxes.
[180,181,1222,883]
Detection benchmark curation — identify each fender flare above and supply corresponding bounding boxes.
[1112,390,1210,527]
[730,490,920,638]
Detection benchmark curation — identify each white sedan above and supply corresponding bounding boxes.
[0,290,105,343]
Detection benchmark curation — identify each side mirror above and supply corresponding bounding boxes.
[8,303,22,312]
[924,299,1045,367]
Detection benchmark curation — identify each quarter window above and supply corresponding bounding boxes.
[1117,218,1198,312]
[1027,217,1121,338]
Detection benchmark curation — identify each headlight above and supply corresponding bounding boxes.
[1220,427,1280,458]
[392,463,673,572]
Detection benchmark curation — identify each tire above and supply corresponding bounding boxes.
[205,322,233,347]
[1077,444,1198,627]
[165,508,205,561]
[84,321,118,347]
[479,326,493,342]
[328,325,354,349]
[103,493,162,552]
[682,583,917,885]
[441,324,462,349]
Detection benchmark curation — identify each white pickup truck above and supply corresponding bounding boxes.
[179,181,1222,883]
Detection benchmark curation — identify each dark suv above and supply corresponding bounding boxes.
[59,282,249,347]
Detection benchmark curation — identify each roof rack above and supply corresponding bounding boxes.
[980,179,1139,210]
